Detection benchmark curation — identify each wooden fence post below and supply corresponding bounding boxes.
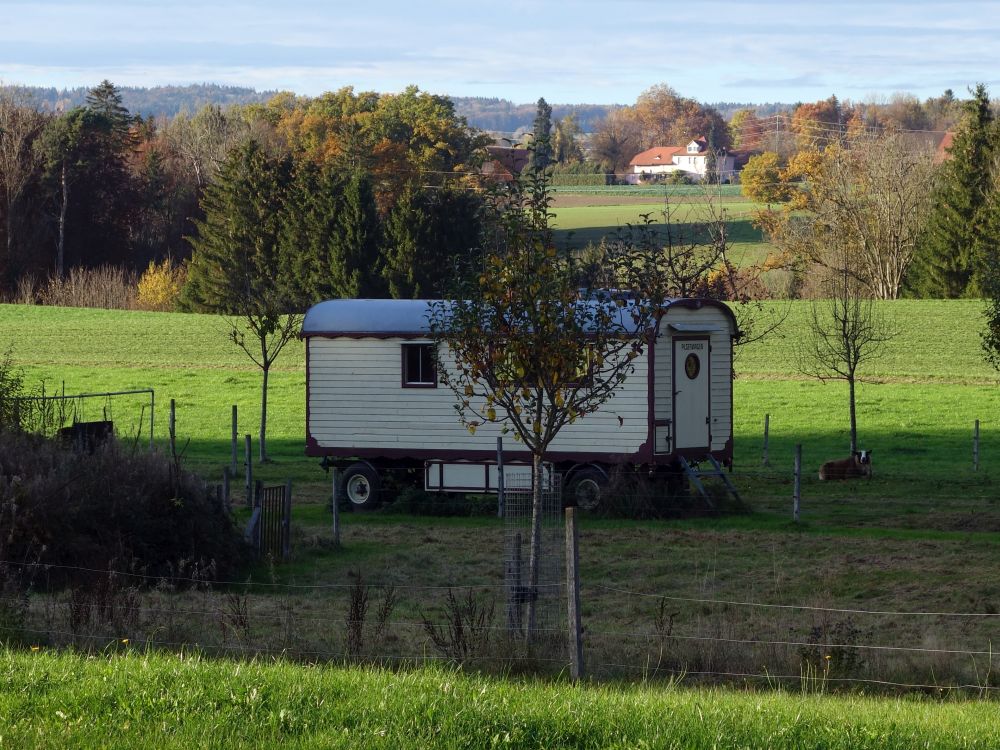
[507,532,523,636]
[565,506,584,681]
[793,443,802,522]
[282,479,292,561]
[231,405,238,475]
[168,398,176,457]
[245,434,253,507]
[762,414,770,467]
[497,436,505,518]
[974,419,980,472]
[331,467,341,548]
[222,466,230,505]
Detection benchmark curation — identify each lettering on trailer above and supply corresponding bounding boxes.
[681,342,704,350]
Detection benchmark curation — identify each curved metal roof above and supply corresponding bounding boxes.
[301,297,739,337]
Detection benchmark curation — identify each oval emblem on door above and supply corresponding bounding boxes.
[684,353,700,379]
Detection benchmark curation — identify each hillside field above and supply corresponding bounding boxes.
[3,299,996,502]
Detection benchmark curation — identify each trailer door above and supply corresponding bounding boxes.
[673,337,710,450]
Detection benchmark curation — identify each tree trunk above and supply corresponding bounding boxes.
[525,452,544,641]
[57,161,67,278]
[259,363,269,463]
[848,375,857,454]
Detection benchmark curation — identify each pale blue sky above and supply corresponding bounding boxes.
[2,0,998,104]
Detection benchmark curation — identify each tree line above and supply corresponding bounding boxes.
[0,80,490,307]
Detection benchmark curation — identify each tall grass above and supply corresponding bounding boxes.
[11,266,139,310]
[3,649,999,749]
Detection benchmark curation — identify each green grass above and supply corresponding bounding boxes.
[550,199,765,253]
[4,298,995,496]
[550,184,746,198]
[4,650,1000,749]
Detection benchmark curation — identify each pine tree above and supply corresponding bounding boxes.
[278,162,347,306]
[528,97,553,172]
[908,84,999,297]
[181,139,291,312]
[382,183,481,298]
[181,139,298,463]
[329,171,384,298]
[979,165,1000,368]
[381,182,430,299]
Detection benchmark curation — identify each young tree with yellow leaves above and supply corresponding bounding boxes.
[428,169,669,636]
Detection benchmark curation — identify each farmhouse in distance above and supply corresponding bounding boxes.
[628,138,749,183]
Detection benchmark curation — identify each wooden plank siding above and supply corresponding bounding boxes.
[308,338,650,456]
[654,305,734,453]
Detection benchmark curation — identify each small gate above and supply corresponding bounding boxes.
[245,480,292,560]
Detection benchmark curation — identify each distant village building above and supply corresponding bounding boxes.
[627,138,745,183]
[933,131,954,164]
[481,145,531,182]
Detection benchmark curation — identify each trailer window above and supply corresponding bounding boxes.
[402,344,437,387]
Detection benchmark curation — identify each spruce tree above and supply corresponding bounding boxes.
[979,165,1000,368]
[181,139,291,312]
[908,84,999,297]
[382,183,482,298]
[278,162,346,306]
[330,171,384,298]
[382,182,430,299]
[528,97,553,173]
[182,139,297,463]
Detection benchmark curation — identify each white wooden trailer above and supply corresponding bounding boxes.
[303,298,739,509]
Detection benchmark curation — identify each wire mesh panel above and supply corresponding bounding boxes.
[503,471,564,641]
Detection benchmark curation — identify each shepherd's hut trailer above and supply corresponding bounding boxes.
[303,298,739,509]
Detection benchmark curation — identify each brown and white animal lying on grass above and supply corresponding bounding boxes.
[818,450,872,480]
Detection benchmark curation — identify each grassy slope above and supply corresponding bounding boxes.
[5,650,999,749]
[550,198,766,260]
[4,299,995,485]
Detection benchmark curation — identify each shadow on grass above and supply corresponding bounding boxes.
[553,217,764,251]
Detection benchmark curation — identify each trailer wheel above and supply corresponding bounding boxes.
[567,467,606,512]
[342,463,381,511]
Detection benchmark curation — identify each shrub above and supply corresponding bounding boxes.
[137,259,187,311]
[0,430,248,585]
[0,348,25,433]
[39,266,137,310]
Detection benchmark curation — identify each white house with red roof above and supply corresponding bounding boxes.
[628,138,739,183]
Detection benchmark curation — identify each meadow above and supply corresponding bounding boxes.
[3,298,996,500]
[549,188,768,266]
[5,649,1000,749]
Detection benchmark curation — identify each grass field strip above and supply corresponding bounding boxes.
[7,554,1000,693]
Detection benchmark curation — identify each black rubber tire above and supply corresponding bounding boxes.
[341,463,381,512]
[566,467,606,512]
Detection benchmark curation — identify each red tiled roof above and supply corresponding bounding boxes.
[934,131,954,164]
[629,146,684,166]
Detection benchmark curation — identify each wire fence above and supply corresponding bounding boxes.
[4,554,1000,694]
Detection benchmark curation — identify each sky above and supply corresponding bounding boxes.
[2,0,999,105]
